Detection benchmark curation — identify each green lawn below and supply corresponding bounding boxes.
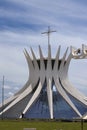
[0,120,87,130]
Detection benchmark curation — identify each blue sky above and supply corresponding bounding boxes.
[0,0,87,101]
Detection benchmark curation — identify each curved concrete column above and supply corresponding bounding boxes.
[0,44,87,119]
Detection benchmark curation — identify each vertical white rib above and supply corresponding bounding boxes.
[24,49,34,71]
[22,81,43,115]
[47,44,52,76]
[63,53,72,78]
[59,47,68,72]
[30,47,40,88]
[39,45,45,84]
[30,47,39,71]
[47,78,53,119]
[46,44,53,119]
[54,77,82,117]
[39,45,45,70]
[53,45,61,71]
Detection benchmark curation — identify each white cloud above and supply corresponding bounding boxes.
[13,87,19,90]
[8,92,14,96]
[4,85,11,89]
[1,0,87,35]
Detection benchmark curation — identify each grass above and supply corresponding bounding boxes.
[0,119,87,130]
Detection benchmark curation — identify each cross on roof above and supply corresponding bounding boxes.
[41,26,57,45]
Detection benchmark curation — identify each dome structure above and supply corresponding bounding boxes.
[0,44,87,119]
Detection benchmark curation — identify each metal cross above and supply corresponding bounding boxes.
[41,26,56,45]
